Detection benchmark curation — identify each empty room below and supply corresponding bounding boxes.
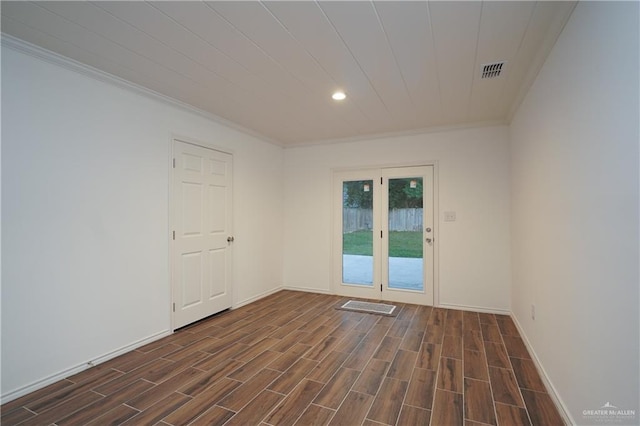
[1,1,638,425]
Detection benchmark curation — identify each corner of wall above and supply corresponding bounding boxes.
[510,314,575,425]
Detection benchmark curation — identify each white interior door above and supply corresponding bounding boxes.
[172,140,233,329]
[333,166,434,306]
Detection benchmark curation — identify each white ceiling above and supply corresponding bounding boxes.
[1,1,576,146]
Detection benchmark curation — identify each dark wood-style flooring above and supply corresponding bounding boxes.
[1,291,564,425]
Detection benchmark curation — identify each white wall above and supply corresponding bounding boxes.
[1,45,283,399]
[510,1,639,422]
[283,126,511,312]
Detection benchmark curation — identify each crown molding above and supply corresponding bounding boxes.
[285,119,508,149]
[1,33,515,150]
[1,33,284,148]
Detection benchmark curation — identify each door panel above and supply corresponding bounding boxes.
[209,186,226,232]
[209,249,227,297]
[173,140,233,329]
[182,182,203,235]
[381,166,433,305]
[181,251,203,307]
[333,166,434,306]
[333,171,381,300]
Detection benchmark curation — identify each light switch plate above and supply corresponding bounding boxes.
[444,211,456,222]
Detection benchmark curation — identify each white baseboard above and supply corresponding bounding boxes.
[2,287,287,404]
[233,286,284,309]
[281,285,333,295]
[510,314,575,425]
[0,329,172,404]
[281,290,509,312]
[438,302,510,315]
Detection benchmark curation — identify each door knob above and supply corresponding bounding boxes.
[425,238,432,244]
[227,236,235,243]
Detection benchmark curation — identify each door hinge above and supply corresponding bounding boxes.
[380,177,383,184]
[173,303,175,312]
[380,230,383,238]
[380,284,383,291]
[172,231,175,240]
[172,158,176,168]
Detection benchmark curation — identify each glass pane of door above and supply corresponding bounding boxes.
[387,177,423,290]
[342,180,374,285]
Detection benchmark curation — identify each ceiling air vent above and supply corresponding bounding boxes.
[481,62,506,79]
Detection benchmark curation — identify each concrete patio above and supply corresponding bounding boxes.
[342,254,423,291]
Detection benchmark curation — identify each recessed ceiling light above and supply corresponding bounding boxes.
[332,91,346,101]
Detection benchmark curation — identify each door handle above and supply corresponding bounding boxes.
[425,238,433,244]
[227,236,235,243]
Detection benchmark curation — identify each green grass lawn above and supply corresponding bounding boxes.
[343,230,423,258]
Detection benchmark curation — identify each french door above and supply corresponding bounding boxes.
[333,166,434,305]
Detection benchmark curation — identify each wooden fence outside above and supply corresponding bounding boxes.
[343,208,423,232]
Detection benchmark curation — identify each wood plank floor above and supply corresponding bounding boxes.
[1,291,565,426]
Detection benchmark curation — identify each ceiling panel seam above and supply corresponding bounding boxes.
[145,2,257,82]
[145,1,346,134]
[90,1,241,89]
[34,2,233,101]
[506,1,577,121]
[88,1,307,125]
[425,2,444,123]
[201,1,356,135]
[496,2,537,114]
[32,1,302,136]
[465,1,485,121]
[371,1,418,117]
[1,6,212,104]
[258,0,368,134]
[315,0,392,118]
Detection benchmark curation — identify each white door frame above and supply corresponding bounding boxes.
[331,162,440,307]
[168,135,234,331]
